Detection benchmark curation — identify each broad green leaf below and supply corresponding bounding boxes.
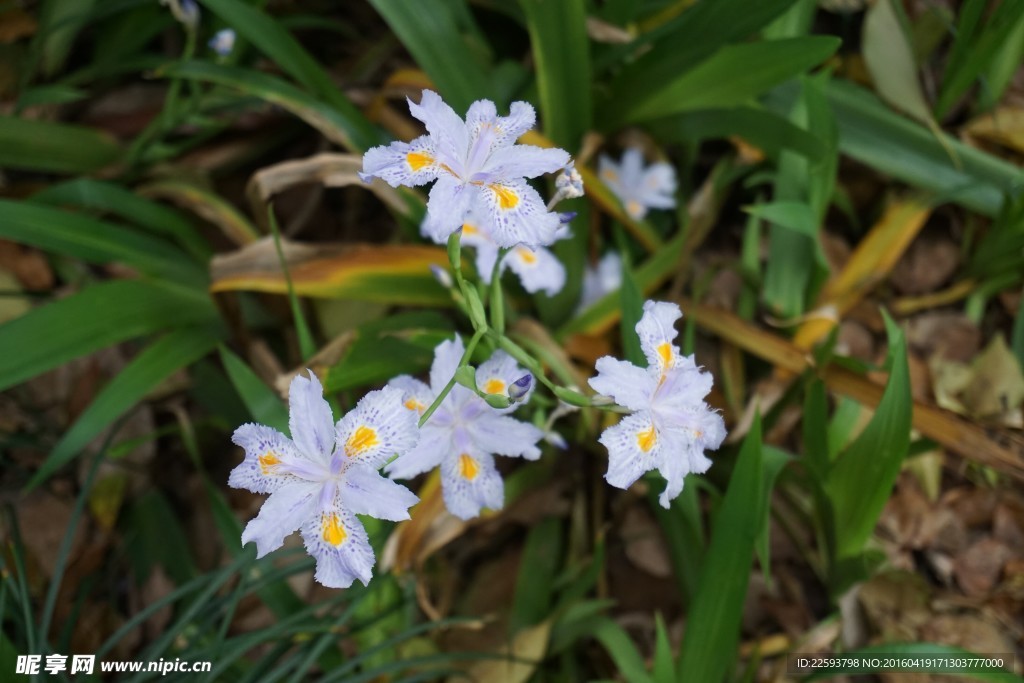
[600,0,801,92]
[762,74,836,317]
[511,517,563,633]
[520,0,592,149]
[744,201,818,239]
[367,0,496,112]
[0,116,121,174]
[0,280,216,393]
[648,106,826,161]
[32,327,223,488]
[210,238,449,306]
[677,415,765,683]
[825,313,911,561]
[816,80,1022,217]
[31,178,211,262]
[323,312,452,393]
[521,0,592,323]
[0,199,206,285]
[162,60,373,152]
[197,0,380,151]
[615,36,840,125]
[863,0,933,126]
[804,642,1022,682]
[219,346,289,432]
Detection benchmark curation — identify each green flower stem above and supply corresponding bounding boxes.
[489,247,510,335]
[419,327,486,427]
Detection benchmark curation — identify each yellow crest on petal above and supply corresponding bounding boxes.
[490,184,519,210]
[321,513,347,546]
[406,151,433,171]
[458,453,480,480]
[258,451,281,474]
[346,425,379,457]
[636,425,657,453]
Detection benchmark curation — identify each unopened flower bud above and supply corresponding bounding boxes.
[556,163,585,199]
[209,28,236,56]
[162,0,200,28]
[508,374,532,402]
[430,264,454,289]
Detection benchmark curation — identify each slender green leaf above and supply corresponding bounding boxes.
[219,346,289,432]
[0,116,121,174]
[614,36,840,125]
[978,11,1024,111]
[593,618,655,683]
[36,0,98,77]
[936,0,1024,118]
[825,312,911,560]
[162,60,374,152]
[31,178,212,262]
[197,0,380,150]
[677,415,765,683]
[0,280,216,393]
[367,0,495,112]
[815,81,1023,217]
[755,446,793,583]
[0,199,206,285]
[651,614,674,683]
[34,327,223,488]
[511,517,563,632]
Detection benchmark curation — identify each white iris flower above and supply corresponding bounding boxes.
[598,148,677,221]
[229,371,419,588]
[589,301,726,508]
[386,336,544,520]
[360,90,570,247]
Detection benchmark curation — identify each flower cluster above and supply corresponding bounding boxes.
[230,92,724,590]
[589,301,725,507]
